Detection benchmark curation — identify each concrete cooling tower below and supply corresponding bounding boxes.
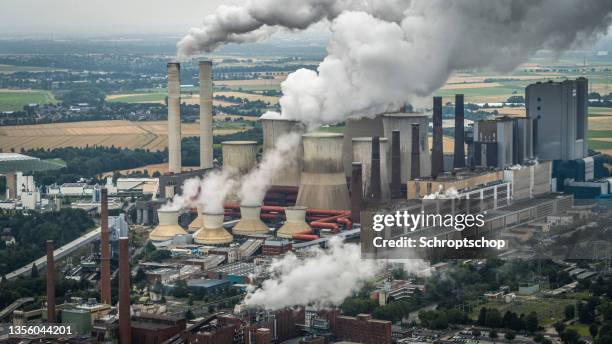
[296,132,351,210]
[187,205,203,233]
[233,204,269,236]
[193,212,233,245]
[149,209,188,241]
[261,117,305,187]
[352,137,390,199]
[222,141,258,175]
[277,206,311,239]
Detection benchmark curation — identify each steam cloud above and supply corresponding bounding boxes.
[161,168,238,213]
[238,132,301,205]
[179,0,612,127]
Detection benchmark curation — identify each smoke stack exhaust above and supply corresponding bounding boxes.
[119,237,132,344]
[390,130,401,199]
[46,240,55,323]
[453,94,466,168]
[431,96,444,178]
[350,162,363,224]
[199,61,214,169]
[167,62,182,174]
[410,124,420,179]
[368,136,382,200]
[100,188,111,305]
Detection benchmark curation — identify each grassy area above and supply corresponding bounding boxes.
[471,298,574,326]
[589,139,612,150]
[0,89,57,111]
[567,323,592,338]
[0,64,63,74]
[589,107,612,116]
[106,92,166,103]
[588,130,612,138]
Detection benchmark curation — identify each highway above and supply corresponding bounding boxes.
[5,227,101,281]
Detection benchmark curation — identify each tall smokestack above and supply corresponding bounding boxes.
[390,130,401,199]
[453,94,466,168]
[168,62,182,174]
[46,240,55,323]
[100,188,111,305]
[119,237,131,344]
[350,162,363,224]
[431,96,444,178]
[199,60,214,169]
[368,136,382,200]
[410,124,420,179]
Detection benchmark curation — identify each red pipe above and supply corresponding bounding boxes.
[292,229,319,241]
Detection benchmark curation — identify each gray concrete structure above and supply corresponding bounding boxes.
[526,78,588,161]
[221,141,257,175]
[473,118,514,168]
[261,117,305,187]
[296,132,351,210]
[167,63,182,174]
[342,117,385,177]
[382,113,430,181]
[199,61,214,169]
[352,137,390,199]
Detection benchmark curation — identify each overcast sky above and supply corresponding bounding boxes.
[0,0,244,36]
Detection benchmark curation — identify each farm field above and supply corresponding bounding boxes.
[470,296,575,326]
[0,64,64,74]
[107,90,279,105]
[0,120,252,152]
[99,162,200,178]
[0,89,57,111]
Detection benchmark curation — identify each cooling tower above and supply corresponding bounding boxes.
[193,212,233,245]
[277,206,310,238]
[352,137,389,199]
[261,117,305,186]
[431,96,444,178]
[342,117,385,177]
[382,113,430,181]
[199,61,214,169]
[296,132,351,210]
[187,205,203,233]
[149,209,188,241]
[222,141,257,175]
[167,62,182,174]
[233,204,269,236]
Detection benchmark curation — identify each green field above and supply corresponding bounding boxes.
[107,92,166,103]
[588,130,612,138]
[589,107,612,116]
[0,90,57,111]
[471,298,575,326]
[588,139,612,150]
[0,64,63,74]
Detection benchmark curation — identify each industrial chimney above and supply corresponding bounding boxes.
[350,162,363,224]
[199,60,214,170]
[277,206,311,238]
[352,137,389,199]
[100,188,111,306]
[193,212,233,245]
[261,118,305,187]
[221,141,257,175]
[167,62,182,174]
[46,240,55,323]
[296,133,351,210]
[410,124,420,179]
[369,137,382,200]
[453,94,466,168]
[233,204,269,236]
[431,96,444,178]
[390,130,401,199]
[119,237,132,344]
[382,113,430,181]
[149,209,188,242]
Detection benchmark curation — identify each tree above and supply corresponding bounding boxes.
[173,280,189,298]
[30,263,39,278]
[504,331,516,341]
[565,304,575,320]
[589,324,598,338]
[560,328,579,344]
[554,321,566,335]
[185,309,195,320]
[486,308,503,328]
[477,307,488,326]
[524,311,539,332]
[489,330,498,340]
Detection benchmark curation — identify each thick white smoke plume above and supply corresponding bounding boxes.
[179,0,612,127]
[238,132,301,205]
[245,237,429,310]
[161,168,238,213]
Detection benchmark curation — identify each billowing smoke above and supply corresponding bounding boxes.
[179,0,612,127]
[245,237,427,310]
[161,168,238,213]
[238,132,301,205]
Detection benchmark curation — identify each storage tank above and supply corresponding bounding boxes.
[382,113,430,181]
[277,206,310,238]
[149,209,188,242]
[193,212,233,245]
[296,132,351,210]
[261,117,305,186]
[352,137,390,199]
[222,141,257,174]
[233,204,269,236]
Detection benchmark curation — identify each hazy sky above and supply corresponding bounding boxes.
[0,0,244,36]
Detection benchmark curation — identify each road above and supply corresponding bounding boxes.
[5,227,101,281]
